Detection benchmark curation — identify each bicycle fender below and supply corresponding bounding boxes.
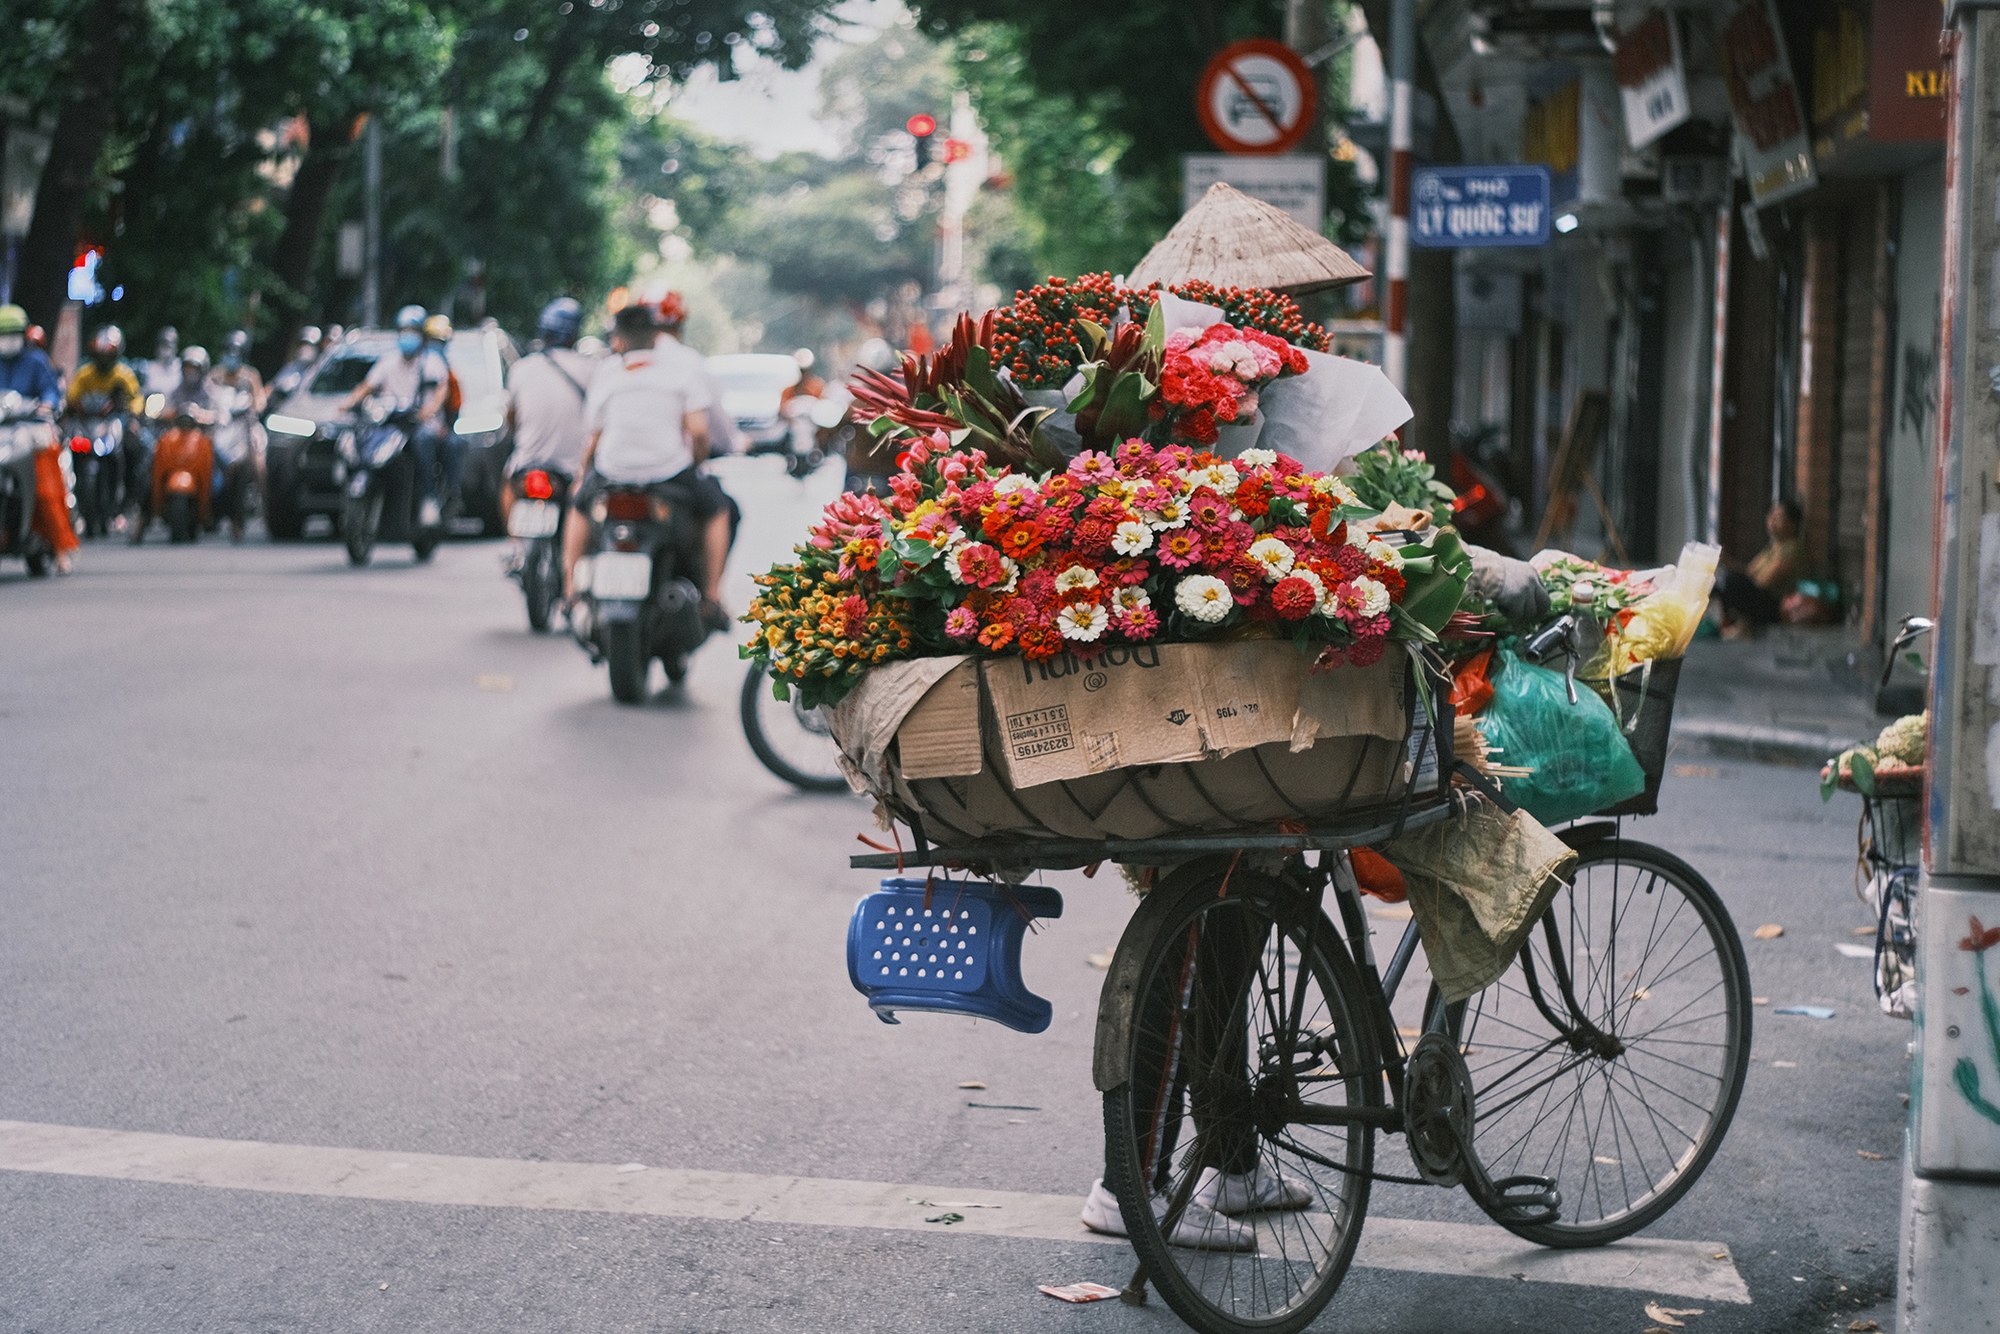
[1558,820,1622,850]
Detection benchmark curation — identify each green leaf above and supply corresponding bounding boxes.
[1821,768,1838,801]
[1076,318,1109,357]
[1852,751,1877,796]
[964,345,1003,403]
[1144,296,1166,353]
[1096,369,1155,439]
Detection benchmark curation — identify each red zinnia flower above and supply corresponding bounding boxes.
[1271,575,1319,620]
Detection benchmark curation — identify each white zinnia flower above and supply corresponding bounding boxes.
[1352,575,1391,617]
[1184,462,1240,495]
[1111,521,1154,556]
[1145,498,1191,530]
[1313,476,1360,507]
[992,473,1035,496]
[1365,538,1405,570]
[1056,601,1109,642]
[999,555,1020,593]
[1246,536,1295,581]
[1054,564,1100,593]
[1112,586,1152,615]
[1175,575,1234,623]
[1235,447,1278,468]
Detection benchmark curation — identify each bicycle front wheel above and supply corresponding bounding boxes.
[1429,833,1752,1248]
[1103,859,1380,1334]
[740,663,849,792]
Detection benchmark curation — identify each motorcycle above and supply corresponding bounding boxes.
[567,482,716,703]
[336,395,443,567]
[209,384,257,541]
[0,390,56,576]
[506,466,570,632]
[151,408,215,544]
[64,393,127,537]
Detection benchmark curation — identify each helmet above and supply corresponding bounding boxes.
[394,304,427,331]
[221,329,251,363]
[656,291,687,331]
[155,326,178,357]
[0,304,26,336]
[422,313,452,342]
[536,297,582,348]
[296,324,322,351]
[26,325,46,349]
[180,345,211,374]
[91,325,126,360]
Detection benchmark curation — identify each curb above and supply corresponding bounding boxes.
[1673,717,1867,768]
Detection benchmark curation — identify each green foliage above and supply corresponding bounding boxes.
[1347,441,1457,527]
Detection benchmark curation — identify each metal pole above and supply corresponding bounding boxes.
[1704,204,1730,545]
[1898,8,2000,1330]
[363,114,382,329]
[1384,0,1414,391]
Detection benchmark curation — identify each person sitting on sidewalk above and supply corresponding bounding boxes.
[1714,500,1807,637]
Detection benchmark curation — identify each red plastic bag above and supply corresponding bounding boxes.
[1449,648,1495,716]
[1351,847,1408,903]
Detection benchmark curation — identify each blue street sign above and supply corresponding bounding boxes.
[1410,166,1551,248]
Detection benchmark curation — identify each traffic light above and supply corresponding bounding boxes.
[907,112,936,168]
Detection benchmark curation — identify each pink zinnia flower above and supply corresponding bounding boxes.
[944,606,979,640]
[1068,450,1117,483]
[954,543,1008,588]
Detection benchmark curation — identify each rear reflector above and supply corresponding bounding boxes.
[69,437,89,451]
[604,491,652,521]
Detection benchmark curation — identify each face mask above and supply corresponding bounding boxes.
[398,331,423,355]
[93,353,117,369]
[221,352,241,370]
[0,335,23,357]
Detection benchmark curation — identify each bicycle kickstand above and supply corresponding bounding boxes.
[1120,1262,1147,1305]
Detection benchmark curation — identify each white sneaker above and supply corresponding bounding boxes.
[419,498,442,527]
[1192,1164,1314,1216]
[1079,1178,1255,1252]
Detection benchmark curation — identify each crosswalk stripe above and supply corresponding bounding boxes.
[0,1120,1747,1303]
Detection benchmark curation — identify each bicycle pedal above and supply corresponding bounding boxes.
[1486,1174,1562,1227]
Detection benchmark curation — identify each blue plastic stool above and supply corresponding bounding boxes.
[847,877,1064,1034]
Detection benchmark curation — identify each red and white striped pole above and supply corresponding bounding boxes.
[1383,0,1415,391]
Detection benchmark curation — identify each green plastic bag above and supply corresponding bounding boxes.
[1476,649,1646,826]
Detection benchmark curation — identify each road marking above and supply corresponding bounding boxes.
[0,1120,1748,1303]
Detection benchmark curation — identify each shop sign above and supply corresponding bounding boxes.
[1721,0,1817,206]
[1183,154,1325,230]
[1410,166,1551,249]
[1869,0,1948,142]
[1614,10,1691,149]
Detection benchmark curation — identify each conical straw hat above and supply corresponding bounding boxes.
[1127,181,1371,294]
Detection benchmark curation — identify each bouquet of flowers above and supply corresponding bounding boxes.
[744,435,1470,708]
[1153,323,1310,445]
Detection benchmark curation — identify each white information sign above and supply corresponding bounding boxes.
[1182,154,1326,231]
[1615,10,1692,149]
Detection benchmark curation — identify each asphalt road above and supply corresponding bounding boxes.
[0,458,1908,1333]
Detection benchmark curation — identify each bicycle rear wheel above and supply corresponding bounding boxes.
[1428,833,1751,1248]
[1103,859,1380,1334]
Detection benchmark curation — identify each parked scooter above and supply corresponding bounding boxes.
[336,394,443,566]
[567,483,716,702]
[506,466,570,632]
[151,407,215,544]
[63,393,127,538]
[0,390,57,575]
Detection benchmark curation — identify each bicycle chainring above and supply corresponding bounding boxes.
[1403,1032,1474,1187]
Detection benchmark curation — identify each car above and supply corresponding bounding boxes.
[261,322,518,539]
[705,352,822,476]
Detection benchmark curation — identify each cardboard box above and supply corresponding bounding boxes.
[834,641,1419,844]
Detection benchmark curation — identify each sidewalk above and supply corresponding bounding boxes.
[1671,626,1887,768]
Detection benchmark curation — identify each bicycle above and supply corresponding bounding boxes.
[846,644,1750,1333]
[741,660,849,792]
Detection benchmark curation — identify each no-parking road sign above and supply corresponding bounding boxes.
[1196,39,1317,156]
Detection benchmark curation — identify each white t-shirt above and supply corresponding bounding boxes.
[584,347,713,483]
[506,347,596,473]
[653,333,740,456]
[362,347,447,412]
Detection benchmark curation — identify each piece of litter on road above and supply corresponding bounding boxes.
[925,1212,965,1225]
[1594,1155,1620,1165]
[1040,1282,1121,1303]
[1835,943,1875,959]
[1086,949,1115,970]
[908,1199,1001,1210]
[379,1283,389,1291]
[1772,1005,1835,1019]
[1630,987,1652,1000]
[1752,996,1769,1005]
[1857,1150,1884,1160]
[1852,926,1876,936]
[1712,1253,1728,1261]
[1645,1304,1704,1325]
[1849,1322,1881,1332]
[615,1163,647,1173]
[967,1102,1040,1111]
[1008,1118,1026,1124]
[1772,1060,1798,1068]
[1754,924,1784,939]
[474,674,515,693]
[1672,764,1721,778]
[957,1081,987,1089]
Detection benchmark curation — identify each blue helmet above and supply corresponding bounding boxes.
[536,297,582,349]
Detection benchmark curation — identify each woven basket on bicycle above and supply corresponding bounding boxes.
[827,638,1447,848]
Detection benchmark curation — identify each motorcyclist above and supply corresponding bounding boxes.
[339,305,449,526]
[208,330,267,542]
[64,325,146,536]
[142,326,183,399]
[562,301,730,629]
[0,303,75,572]
[651,291,739,456]
[270,325,323,398]
[499,296,594,543]
[133,346,219,543]
[422,313,468,519]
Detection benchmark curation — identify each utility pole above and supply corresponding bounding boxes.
[1383,0,1414,392]
[1898,7,2000,1330]
[362,113,382,329]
